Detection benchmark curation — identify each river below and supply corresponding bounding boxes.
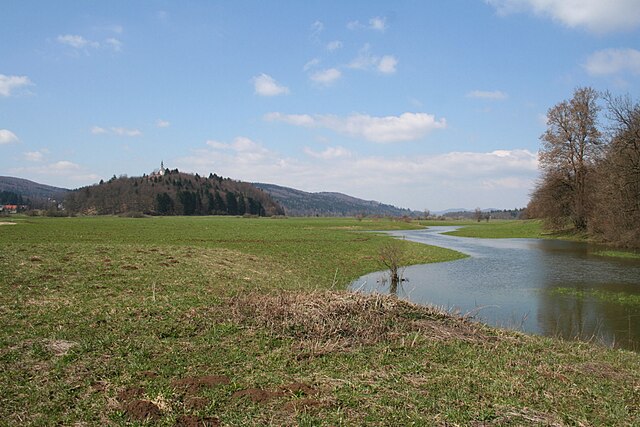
[350,226,640,350]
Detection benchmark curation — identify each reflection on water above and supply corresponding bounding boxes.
[350,226,640,350]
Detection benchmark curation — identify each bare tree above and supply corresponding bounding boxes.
[474,207,482,222]
[378,240,405,294]
[591,92,640,246]
[537,87,603,231]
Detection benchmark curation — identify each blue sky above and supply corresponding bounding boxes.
[2,1,639,211]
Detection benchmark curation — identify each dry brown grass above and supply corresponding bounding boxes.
[228,290,494,357]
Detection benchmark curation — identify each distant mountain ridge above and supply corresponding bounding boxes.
[254,183,419,217]
[0,176,69,200]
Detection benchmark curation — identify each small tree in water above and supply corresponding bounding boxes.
[378,240,406,295]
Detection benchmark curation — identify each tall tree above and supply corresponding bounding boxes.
[591,93,640,246]
[537,87,602,230]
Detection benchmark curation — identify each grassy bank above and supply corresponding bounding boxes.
[1,216,639,426]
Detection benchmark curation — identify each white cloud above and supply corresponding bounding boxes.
[266,111,447,143]
[347,20,363,30]
[377,55,398,74]
[584,48,640,76]
[326,40,343,51]
[310,20,324,39]
[467,90,509,100]
[156,119,171,128]
[304,146,352,159]
[105,37,122,52]
[310,68,342,86]
[0,74,32,97]
[91,126,107,135]
[24,150,45,162]
[348,45,398,74]
[91,126,142,137]
[486,0,640,33]
[111,127,142,137]
[303,58,321,71]
[347,16,389,31]
[0,129,19,145]
[57,34,100,49]
[369,16,388,31]
[252,73,290,96]
[176,142,537,211]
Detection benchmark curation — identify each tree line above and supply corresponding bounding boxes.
[528,87,640,247]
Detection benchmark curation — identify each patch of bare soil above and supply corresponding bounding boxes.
[184,396,208,410]
[231,388,285,403]
[228,291,493,356]
[175,415,220,427]
[117,386,145,402]
[171,375,230,395]
[283,398,325,411]
[0,222,16,225]
[278,382,318,396]
[123,399,162,421]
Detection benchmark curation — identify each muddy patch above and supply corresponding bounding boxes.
[123,399,162,421]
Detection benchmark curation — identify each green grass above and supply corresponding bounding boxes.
[441,219,588,240]
[594,250,640,259]
[550,287,640,307]
[1,216,639,426]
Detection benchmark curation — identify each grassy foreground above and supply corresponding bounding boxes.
[1,216,639,426]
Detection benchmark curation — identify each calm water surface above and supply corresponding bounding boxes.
[350,226,640,350]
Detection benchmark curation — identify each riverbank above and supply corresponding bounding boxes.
[1,216,638,425]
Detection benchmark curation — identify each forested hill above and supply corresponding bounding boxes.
[64,170,284,216]
[0,176,69,200]
[254,183,418,217]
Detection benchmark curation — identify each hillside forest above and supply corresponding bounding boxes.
[63,169,285,217]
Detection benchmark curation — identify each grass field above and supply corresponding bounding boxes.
[1,216,639,426]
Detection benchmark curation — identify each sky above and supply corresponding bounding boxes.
[1,1,640,211]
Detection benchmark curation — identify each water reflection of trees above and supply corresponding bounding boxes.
[537,287,638,350]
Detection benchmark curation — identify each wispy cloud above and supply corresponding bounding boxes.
[369,16,388,31]
[156,119,171,128]
[57,34,100,49]
[265,111,446,143]
[467,90,509,100]
[24,150,47,162]
[326,40,343,51]
[0,129,19,145]
[91,126,142,137]
[303,58,321,71]
[348,45,398,74]
[347,16,389,31]
[486,0,640,33]
[0,74,32,97]
[105,37,122,52]
[309,68,342,86]
[252,73,290,96]
[584,48,640,76]
[304,146,352,160]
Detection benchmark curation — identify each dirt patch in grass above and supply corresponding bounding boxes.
[117,386,145,402]
[123,399,162,421]
[0,222,16,226]
[228,291,493,356]
[171,375,230,394]
[45,339,77,356]
[175,415,220,427]
[231,388,286,403]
